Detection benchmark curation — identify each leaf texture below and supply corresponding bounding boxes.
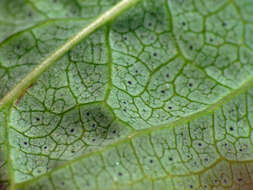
[1,0,253,190]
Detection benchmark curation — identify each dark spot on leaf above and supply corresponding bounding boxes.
[70,128,75,133]
[86,112,90,116]
[239,148,243,152]
[166,74,170,78]
[43,146,47,149]
[198,143,202,147]
[229,127,234,131]
[118,172,123,176]
[36,117,40,121]
[16,45,20,49]
[148,22,152,27]
[222,22,227,27]
[123,101,126,104]
[153,52,157,57]
[92,138,96,142]
[127,81,132,85]
[169,157,173,161]
[182,21,186,26]
[92,123,96,128]
[112,130,116,134]
[149,159,153,163]
[124,36,128,40]
[189,83,193,87]
[161,90,165,94]
[168,106,172,110]
[135,70,138,73]
[189,185,193,189]
[123,108,126,112]
[24,142,27,145]
[204,158,209,162]
[189,45,193,50]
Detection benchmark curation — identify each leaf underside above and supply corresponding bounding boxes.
[1,0,253,190]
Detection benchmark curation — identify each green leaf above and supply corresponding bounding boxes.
[1,0,253,189]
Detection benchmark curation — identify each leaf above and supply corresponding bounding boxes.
[1,0,253,190]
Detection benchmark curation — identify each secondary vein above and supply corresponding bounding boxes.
[0,0,142,111]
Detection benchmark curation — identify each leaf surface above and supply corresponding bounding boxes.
[1,0,253,189]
